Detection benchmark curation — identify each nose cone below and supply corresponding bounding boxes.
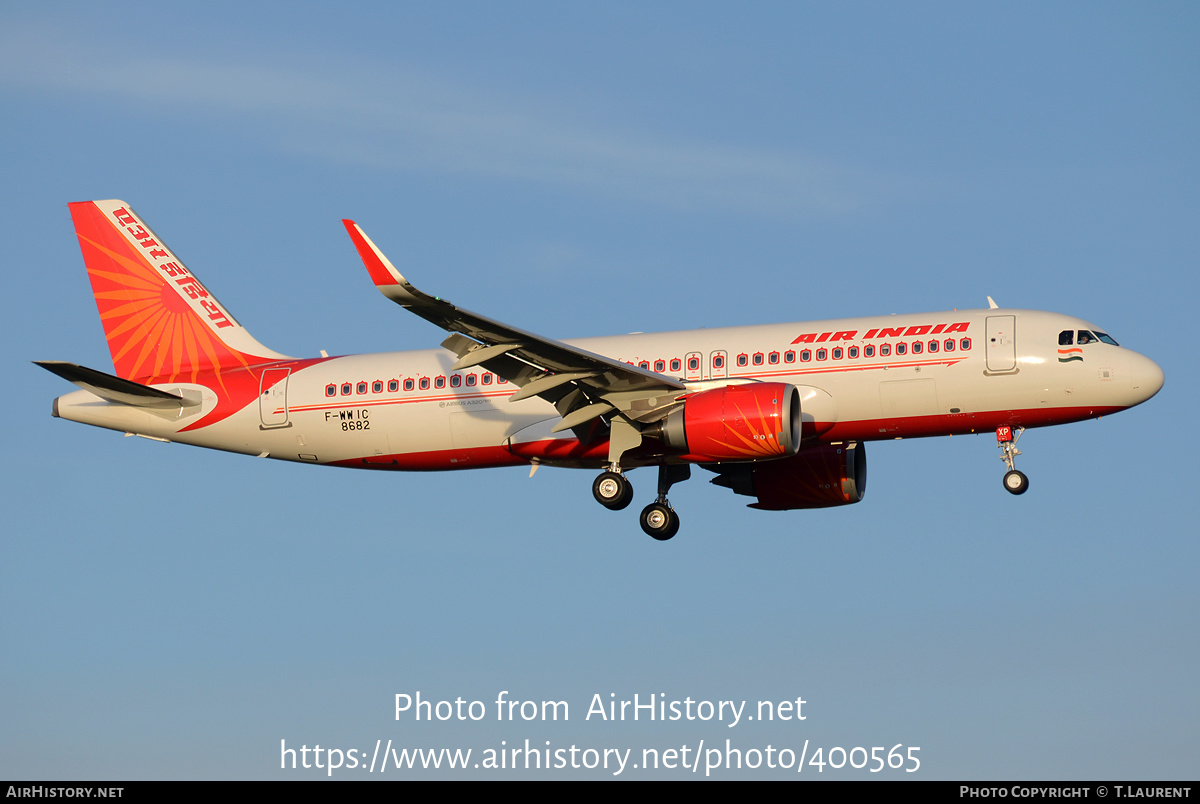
[1128,352,1164,405]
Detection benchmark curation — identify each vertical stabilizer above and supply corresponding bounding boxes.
[69,200,289,385]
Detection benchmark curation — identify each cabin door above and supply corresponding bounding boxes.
[259,368,291,428]
[986,316,1017,372]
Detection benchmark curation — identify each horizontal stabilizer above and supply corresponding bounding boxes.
[35,361,193,409]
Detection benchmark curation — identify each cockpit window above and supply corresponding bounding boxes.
[1059,330,1074,346]
[1094,331,1119,346]
[1077,330,1096,345]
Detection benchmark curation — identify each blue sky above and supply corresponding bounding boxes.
[2,2,1196,779]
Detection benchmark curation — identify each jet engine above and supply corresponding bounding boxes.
[651,382,801,463]
[709,441,867,510]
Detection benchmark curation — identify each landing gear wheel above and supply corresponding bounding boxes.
[593,471,633,510]
[640,503,680,541]
[1003,470,1029,495]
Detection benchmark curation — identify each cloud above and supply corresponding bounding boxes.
[0,22,900,219]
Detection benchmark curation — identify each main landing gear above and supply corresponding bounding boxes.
[996,425,1029,495]
[592,470,633,510]
[591,463,690,540]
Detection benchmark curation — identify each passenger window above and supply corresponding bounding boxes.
[784,351,795,363]
[769,351,780,364]
[450,375,461,387]
[357,382,368,394]
[880,344,891,356]
[832,347,843,360]
[639,361,650,370]
[800,350,812,362]
[404,379,414,391]
[435,376,446,389]
[848,346,859,358]
[466,374,476,386]
[654,360,665,372]
[712,355,724,369]
[960,338,971,350]
[817,348,827,361]
[482,373,493,385]
[688,357,699,370]
[753,353,764,366]
[341,383,352,396]
[912,341,922,354]
[864,345,875,358]
[670,358,682,372]
[928,340,938,353]
[896,343,907,355]
[737,354,748,367]
[388,379,399,392]
[419,378,430,390]
[326,384,337,397]
[372,380,384,393]
[944,339,955,352]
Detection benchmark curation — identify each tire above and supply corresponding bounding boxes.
[593,471,633,510]
[640,503,678,540]
[1003,470,1029,495]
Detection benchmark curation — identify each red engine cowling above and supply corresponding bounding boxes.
[657,382,801,463]
[709,441,867,510]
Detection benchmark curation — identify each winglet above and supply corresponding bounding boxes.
[343,219,409,288]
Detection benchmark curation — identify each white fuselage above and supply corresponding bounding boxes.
[52,307,1163,471]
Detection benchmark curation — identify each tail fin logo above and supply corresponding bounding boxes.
[70,200,286,385]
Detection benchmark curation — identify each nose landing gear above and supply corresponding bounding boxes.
[996,425,1029,495]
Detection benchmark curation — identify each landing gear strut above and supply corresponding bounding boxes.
[996,425,1029,495]
[639,464,690,540]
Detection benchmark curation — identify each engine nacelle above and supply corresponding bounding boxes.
[710,441,867,510]
[657,382,801,463]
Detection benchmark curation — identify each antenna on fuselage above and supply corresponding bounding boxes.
[987,296,999,309]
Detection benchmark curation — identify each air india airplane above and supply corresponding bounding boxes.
[39,200,1164,540]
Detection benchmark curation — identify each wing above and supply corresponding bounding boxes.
[342,221,686,433]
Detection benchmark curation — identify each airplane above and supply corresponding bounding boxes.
[38,200,1164,540]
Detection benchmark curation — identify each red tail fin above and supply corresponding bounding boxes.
[69,200,288,384]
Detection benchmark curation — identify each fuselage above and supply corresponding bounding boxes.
[52,306,1164,471]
